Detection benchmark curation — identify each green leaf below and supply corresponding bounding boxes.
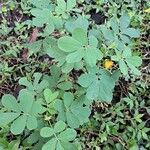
[44,89,59,104]
[26,116,37,130]
[110,17,119,33]
[64,92,74,108]
[0,88,44,135]
[119,60,128,75]
[86,80,99,99]
[54,93,90,128]
[89,36,98,47]
[66,50,84,63]
[40,127,54,138]
[56,0,66,15]
[11,115,27,135]
[72,28,88,45]
[57,81,72,90]
[126,62,141,75]
[0,113,20,126]
[58,36,81,52]
[44,22,55,35]
[31,101,46,115]
[100,25,114,41]
[122,48,132,58]
[78,68,120,102]
[66,0,76,11]
[66,111,80,128]
[19,89,34,113]
[19,72,49,93]
[58,128,77,141]
[126,56,142,67]
[122,28,140,38]
[42,138,57,150]
[1,94,20,112]
[84,47,100,67]
[65,16,89,33]
[78,73,95,88]
[41,121,77,150]
[120,13,130,29]
[54,121,66,133]
[19,77,33,89]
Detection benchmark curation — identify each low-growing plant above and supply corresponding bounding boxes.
[0,0,149,149]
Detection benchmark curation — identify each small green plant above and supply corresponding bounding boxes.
[78,67,120,102]
[19,72,49,94]
[58,28,103,67]
[0,89,45,135]
[54,92,91,128]
[40,121,77,150]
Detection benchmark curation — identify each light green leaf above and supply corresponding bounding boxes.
[126,63,141,75]
[67,0,76,11]
[40,127,54,138]
[71,103,91,124]
[19,89,34,113]
[64,92,74,108]
[0,113,20,126]
[65,16,89,33]
[86,80,99,99]
[72,28,88,45]
[42,138,57,150]
[89,36,98,47]
[126,56,142,67]
[78,68,120,102]
[66,111,80,128]
[58,128,77,141]
[119,60,128,75]
[44,22,55,35]
[122,48,132,58]
[26,116,37,130]
[110,17,119,33]
[19,77,33,89]
[66,50,84,63]
[58,36,81,52]
[120,13,130,29]
[122,28,140,38]
[84,47,100,67]
[11,115,27,135]
[54,99,64,112]
[54,121,66,133]
[2,94,20,112]
[57,81,72,90]
[78,73,95,88]
[100,25,114,41]
[44,89,59,104]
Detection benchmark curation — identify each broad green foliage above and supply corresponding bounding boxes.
[44,65,73,90]
[78,67,120,102]
[40,121,77,150]
[55,0,77,18]
[112,48,142,76]
[0,89,44,135]
[19,72,49,94]
[100,13,140,46]
[0,0,148,149]
[30,0,62,35]
[65,16,89,33]
[54,92,91,128]
[58,28,103,67]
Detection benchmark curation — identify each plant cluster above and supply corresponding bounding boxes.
[0,0,150,150]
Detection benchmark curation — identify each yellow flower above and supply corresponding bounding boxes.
[103,59,114,69]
